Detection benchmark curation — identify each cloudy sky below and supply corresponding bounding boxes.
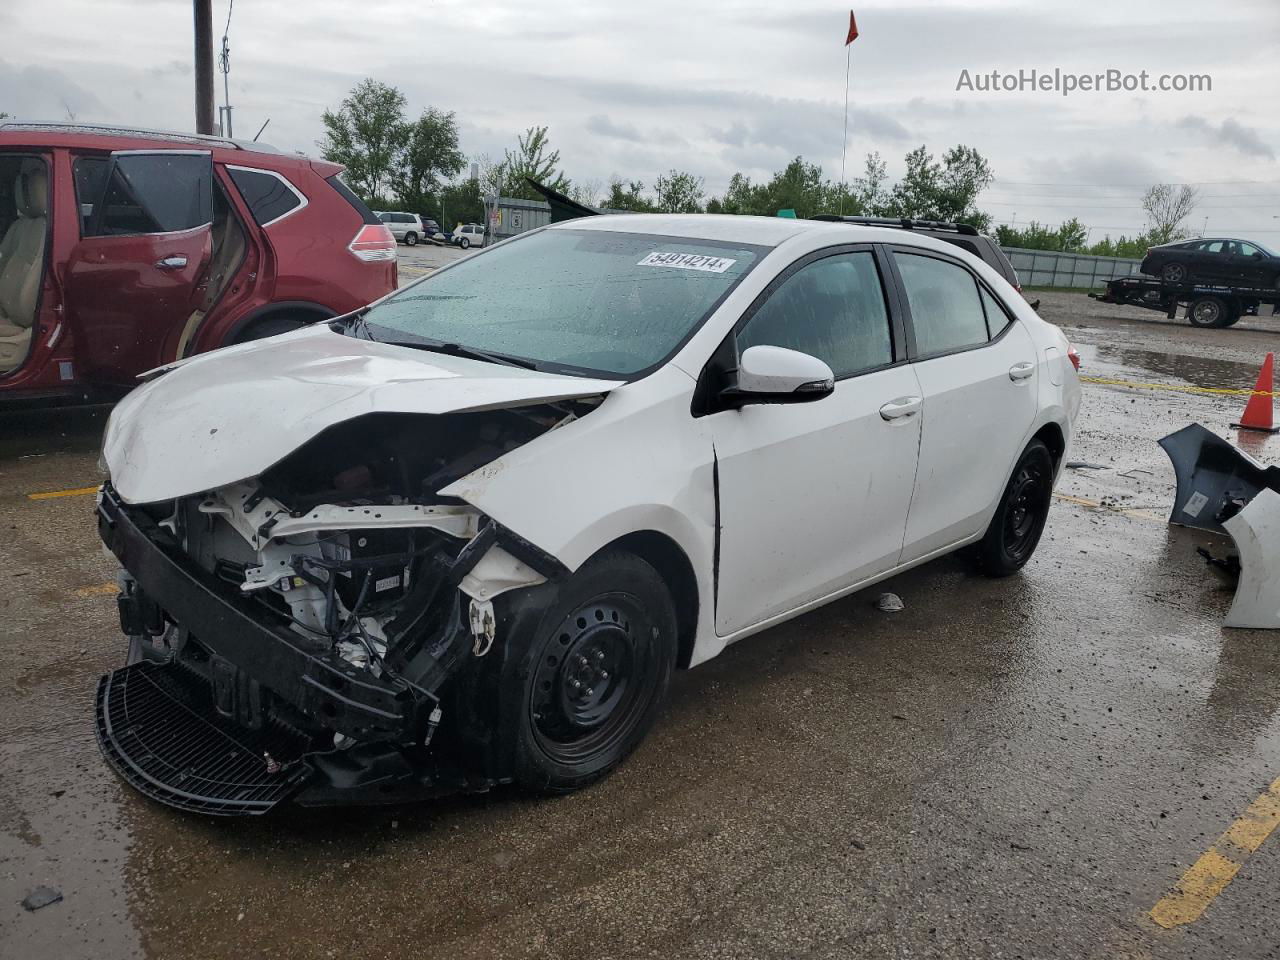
[3,0,1278,241]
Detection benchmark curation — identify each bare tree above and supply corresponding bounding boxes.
[1142,183,1199,245]
[570,177,603,207]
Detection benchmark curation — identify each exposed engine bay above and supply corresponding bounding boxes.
[97,402,598,813]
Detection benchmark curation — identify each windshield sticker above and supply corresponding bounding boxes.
[637,252,737,273]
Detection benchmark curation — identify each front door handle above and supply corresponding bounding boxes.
[155,255,188,270]
[1009,361,1036,382]
[879,396,922,421]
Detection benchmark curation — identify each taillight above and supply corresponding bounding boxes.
[1067,345,1081,371]
[348,224,396,262]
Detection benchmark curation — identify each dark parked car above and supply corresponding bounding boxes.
[1141,237,1280,289]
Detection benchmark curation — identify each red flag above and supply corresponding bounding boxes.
[845,11,859,45]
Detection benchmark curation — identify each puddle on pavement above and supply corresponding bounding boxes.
[1080,342,1264,393]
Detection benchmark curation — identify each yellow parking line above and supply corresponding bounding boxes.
[1080,375,1275,398]
[26,485,99,501]
[74,582,117,598]
[1151,776,1280,928]
[1052,491,1166,524]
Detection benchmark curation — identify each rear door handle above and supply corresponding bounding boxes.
[879,396,922,421]
[155,255,188,270]
[1009,361,1036,382]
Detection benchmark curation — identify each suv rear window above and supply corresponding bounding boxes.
[327,175,382,225]
[228,167,304,226]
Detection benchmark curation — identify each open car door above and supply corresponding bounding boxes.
[65,150,214,387]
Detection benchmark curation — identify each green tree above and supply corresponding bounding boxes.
[849,152,890,216]
[887,144,993,229]
[394,108,465,213]
[995,217,1087,252]
[654,169,706,213]
[501,126,568,198]
[603,177,656,212]
[320,79,409,203]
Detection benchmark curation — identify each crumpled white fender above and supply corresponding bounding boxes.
[1223,488,1280,629]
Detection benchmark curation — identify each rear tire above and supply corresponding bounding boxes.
[404,232,418,246]
[1161,262,1188,283]
[510,550,676,794]
[976,439,1054,577]
[1187,296,1230,328]
[460,237,471,249]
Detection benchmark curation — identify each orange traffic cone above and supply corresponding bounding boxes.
[1233,352,1279,433]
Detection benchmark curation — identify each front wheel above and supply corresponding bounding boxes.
[975,439,1054,577]
[510,550,677,793]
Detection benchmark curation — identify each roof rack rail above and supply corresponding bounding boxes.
[0,121,280,153]
[811,214,980,236]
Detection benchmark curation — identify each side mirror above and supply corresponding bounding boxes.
[721,345,835,408]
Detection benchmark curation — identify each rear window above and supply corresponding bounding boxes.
[327,174,381,225]
[228,167,304,225]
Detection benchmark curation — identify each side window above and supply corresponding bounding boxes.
[737,251,893,379]
[72,157,110,234]
[88,152,213,237]
[378,212,392,223]
[1202,240,1226,254]
[227,167,303,226]
[1238,242,1261,257]
[894,253,989,356]
[979,286,1013,339]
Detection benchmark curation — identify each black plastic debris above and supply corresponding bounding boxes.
[21,886,62,911]
[1157,423,1280,535]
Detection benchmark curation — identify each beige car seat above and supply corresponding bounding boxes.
[0,161,49,372]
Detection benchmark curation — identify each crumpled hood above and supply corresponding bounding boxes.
[104,326,620,504]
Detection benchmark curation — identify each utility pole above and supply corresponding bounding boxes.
[218,0,235,137]
[193,0,216,135]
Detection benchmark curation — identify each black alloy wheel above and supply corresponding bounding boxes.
[976,439,1054,577]
[1161,262,1187,283]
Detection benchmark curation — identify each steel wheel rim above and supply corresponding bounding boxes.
[1003,461,1048,560]
[529,596,657,765]
[1193,301,1220,324]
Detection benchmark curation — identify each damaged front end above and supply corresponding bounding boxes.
[95,406,585,814]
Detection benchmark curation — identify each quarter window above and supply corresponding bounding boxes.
[894,253,989,356]
[738,251,893,379]
[228,167,303,225]
[979,286,1012,339]
[72,156,109,234]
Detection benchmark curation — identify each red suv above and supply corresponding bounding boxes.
[0,122,397,405]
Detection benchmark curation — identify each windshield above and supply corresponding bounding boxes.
[363,228,765,376]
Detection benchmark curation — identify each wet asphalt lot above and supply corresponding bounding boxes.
[3,279,1280,960]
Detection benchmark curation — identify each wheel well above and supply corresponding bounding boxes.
[227,304,334,345]
[1033,421,1066,469]
[607,531,700,669]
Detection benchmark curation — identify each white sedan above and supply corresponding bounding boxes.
[96,214,1081,813]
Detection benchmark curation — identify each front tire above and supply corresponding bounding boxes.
[976,439,1054,577]
[511,550,676,793]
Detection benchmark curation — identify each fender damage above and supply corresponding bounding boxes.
[96,332,617,813]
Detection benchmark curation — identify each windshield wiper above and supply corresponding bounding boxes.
[378,337,539,370]
[329,308,374,340]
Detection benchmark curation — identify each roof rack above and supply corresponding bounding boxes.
[0,122,280,153]
[811,214,980,236]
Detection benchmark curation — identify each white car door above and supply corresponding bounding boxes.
[704,247,923,636]
[889,248,1041,563]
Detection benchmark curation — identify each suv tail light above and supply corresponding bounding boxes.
[1067,345,1081,371]
[349,224,396,262]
